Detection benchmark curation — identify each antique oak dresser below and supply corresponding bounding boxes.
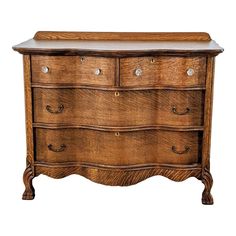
[13,32,223,204]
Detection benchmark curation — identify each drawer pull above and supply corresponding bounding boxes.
[172,106,190,115]
[134,68,142,77]
[115,91,120,97]
[95,68,102,75]
[172,146,190,155]
[48,144,66,152]
[187,68,194,76]
[80,57,85,63]
[46,104,64,114]
[41,66,49,74]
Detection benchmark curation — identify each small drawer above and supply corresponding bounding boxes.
[120,56,206,87]
[33,88,204,127]
[31,56,116,86]
[35,128,201,165]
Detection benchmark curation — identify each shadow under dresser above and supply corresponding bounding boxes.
[13,32,223,204]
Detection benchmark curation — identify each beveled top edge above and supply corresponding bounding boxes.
[34,31,212,41]
[12,39,223,56]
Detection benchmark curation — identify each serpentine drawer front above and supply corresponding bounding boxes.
[120,57,206,87]
[33,88,204,126]
[35,128,201,165]
[13,32,223,204]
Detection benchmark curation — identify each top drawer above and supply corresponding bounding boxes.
[31,56,116,86]
[120,57,206,87]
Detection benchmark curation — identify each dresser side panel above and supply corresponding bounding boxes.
[202,57,215,169]
[23,55,34,171]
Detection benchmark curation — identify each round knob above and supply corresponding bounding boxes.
[187,68,194,76]
[41,66,49,74]
[115,91,120,97]
[95,68,102,76]
[80,57,85,63]
[134,68,142,77]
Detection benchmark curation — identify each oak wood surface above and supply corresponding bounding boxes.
[12,31,223,203]
[32,56,116,85]
[31,83,206,90]
[34,31,212,41]
[23,56,34,167]
[35,128,201,165]
[33,88,204,126]
[33,123,203,132]
[22,55,35,200]
[120,56,206,87]
[35,163,202,186]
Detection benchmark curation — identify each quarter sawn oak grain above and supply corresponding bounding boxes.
[32,55,116,86]
[33,88,204,126]
[120,57,206,87]
[13,32,223,204]
[35,128,201,165]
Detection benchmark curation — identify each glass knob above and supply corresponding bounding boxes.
[134,68,142,77]
[41,66,49,74]
[95,68,102,76]
[187,68,194,76]
[80,57,85,63]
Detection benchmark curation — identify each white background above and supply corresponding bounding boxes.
[0,0,235,235]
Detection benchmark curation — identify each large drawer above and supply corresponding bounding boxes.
[31,56,116,86]
[33,88,204,127]
[120,56,206,87]
[35,128,202,165]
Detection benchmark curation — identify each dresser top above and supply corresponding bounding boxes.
[13,31,223,56]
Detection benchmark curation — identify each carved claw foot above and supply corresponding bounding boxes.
[201,168,213,205]
[22,165,35,200]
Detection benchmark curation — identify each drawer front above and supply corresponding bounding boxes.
[31,56,116,86]
[33,88,204,126]
[35,128,201,165]
[120,57,206,87]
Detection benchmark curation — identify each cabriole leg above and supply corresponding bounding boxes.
[22,165,35,200]
[201,168,213,205]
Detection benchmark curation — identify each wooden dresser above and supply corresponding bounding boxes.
[13,32,223,204]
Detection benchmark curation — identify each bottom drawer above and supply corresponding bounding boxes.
[35,128,202,165]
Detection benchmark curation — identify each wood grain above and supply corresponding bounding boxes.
[33,123,204,132]
[32,83,206,90]
[23,56,34,168]
[201,57,215,204]
[35,163,202,186]
[31,56,116,85]
[201,167,213,204]
[34,31,212,41]
[22,55,35,200]
[22,165,35,200]
[202,57,215,169]
[13,32,223,203]
[33,88,205,126]
[120,56,206,87]
[35,128,202,165]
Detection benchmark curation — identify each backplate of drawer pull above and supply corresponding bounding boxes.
[46,104,64,114]
[48,144,66,152]
[172,106,190,115]
[171,146,190,155]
